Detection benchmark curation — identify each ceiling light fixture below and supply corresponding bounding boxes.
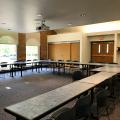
[37,14,42,17]
[68,23,72,26]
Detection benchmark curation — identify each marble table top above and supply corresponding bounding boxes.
[79,72,117,85]
[91,66,120,73]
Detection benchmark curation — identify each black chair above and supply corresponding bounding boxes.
[65,60,72,73]
[110,75,120,102]
[47,107,75,120]
[72,93,92,120]
[91,88,113,120]
[56,60,65,74]
[70,60,80,72]
[0,62,9,78]
[72,71,85,81]
[1,62,8,67]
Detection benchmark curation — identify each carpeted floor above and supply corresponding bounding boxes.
[0,69,120,120]
[0,69,72,120]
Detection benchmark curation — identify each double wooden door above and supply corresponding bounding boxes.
[91,41,114,63]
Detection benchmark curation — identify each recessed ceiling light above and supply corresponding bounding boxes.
[37,14,42,17]
[24,82,30,84]
[5,86,12,90]
[68,23,72,26]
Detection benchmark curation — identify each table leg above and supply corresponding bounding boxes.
[10,64,14,77]
[32,63,34,72]
[20,65,23,77]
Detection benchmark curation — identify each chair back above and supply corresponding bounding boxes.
[96,88,110,107]
[49,108,75,120]
[72,71,85,81]
[73,93,91,118]
[66,60,71,62]
[1,62,7,67]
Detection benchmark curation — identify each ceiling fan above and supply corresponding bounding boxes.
[36,19,50,31]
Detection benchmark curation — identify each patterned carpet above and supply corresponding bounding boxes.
[0,69,72,120]
[0,69,120,120]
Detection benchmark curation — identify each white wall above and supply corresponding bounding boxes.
[80,33,90,63]
[48,33,81,43]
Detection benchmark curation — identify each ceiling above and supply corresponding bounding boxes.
[0,0,120,33]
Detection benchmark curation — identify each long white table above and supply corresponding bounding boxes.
[78,72,117,85]
[0,60,116,77]
[4,72,117,120]
[91,66,120,73]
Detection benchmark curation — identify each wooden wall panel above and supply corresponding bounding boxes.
[17,33,26,61]
[92,56,104,63]
[40,30,56,59]
[108,42,114,55]
[48,42,80,61]
[71,43,80,61]
[91,42,99,55]
[92,56,113,63]
[48,43,70,61]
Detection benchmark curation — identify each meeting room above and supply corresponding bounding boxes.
[0,0,120,120]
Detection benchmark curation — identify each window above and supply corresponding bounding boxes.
[0,44,17,62]
[26,46,39,60]
[98,44,101,53]
[106,44,109,53]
